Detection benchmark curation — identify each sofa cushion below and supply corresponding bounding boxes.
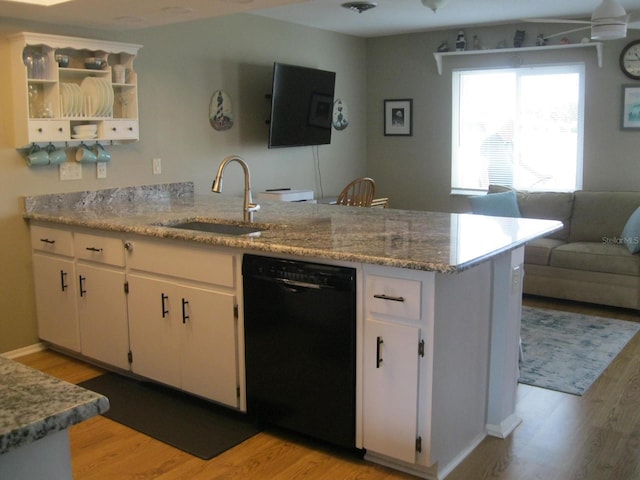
[469,190,521,217]
[569,191,640,243]
[621,206,640,254]
[488,185,573,241]
[550,242,640,276]
[525,238,566,266]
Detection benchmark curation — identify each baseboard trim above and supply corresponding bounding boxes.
[1,342,47,359]
[436,431,487,479]
[364,451,438,479]
[486,413,522,439]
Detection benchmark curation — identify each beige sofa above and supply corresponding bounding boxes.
[483,186,640,310]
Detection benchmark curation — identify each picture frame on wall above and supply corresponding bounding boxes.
[621,85,640,130]
[384,99,413,136]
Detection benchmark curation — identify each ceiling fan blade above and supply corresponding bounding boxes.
[523,18,592,25]
[543,25,592,40]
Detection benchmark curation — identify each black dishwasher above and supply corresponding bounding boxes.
[242,254,357,449]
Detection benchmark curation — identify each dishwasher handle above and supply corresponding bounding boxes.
[275,277,322,290]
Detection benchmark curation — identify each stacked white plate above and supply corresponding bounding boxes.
[79,77,114,117]
[60,82,82,117]
[72,124,98,139]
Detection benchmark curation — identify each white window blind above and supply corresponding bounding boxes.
[451,64,584,194]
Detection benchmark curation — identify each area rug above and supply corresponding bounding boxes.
[519,306,640,396]
[78,373,260,459]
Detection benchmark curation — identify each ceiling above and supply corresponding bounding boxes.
[0,0,638,37]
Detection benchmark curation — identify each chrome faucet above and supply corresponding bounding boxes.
[211,155,260,222]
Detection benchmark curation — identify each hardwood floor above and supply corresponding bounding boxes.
[15,296,640,480]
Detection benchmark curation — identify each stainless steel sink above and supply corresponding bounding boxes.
[167,221,262,236]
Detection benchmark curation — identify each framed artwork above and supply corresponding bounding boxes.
[621,85,640,130]
[308,93,333,129]
[384,99,412,136]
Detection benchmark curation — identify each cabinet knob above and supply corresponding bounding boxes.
[124,241,133,252]
[37,128,43,133]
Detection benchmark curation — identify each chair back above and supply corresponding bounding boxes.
[336,177,376,207]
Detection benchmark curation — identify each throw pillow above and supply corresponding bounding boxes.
[621,206,640,254]
[469,190,521,218]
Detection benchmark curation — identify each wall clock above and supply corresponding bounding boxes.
[620,39,640,80]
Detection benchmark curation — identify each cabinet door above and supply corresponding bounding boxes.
[32,253,80,351]
[179,284,238,406]
[76,263,129,369]
[127,274,180,387]
[363,318,420,464]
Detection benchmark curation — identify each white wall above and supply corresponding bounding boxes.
[367,24,640,212]
[0,14,367,352]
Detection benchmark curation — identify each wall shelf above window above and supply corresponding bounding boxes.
[433,42,603,75]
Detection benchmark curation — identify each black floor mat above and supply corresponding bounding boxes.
[78,373,259,459]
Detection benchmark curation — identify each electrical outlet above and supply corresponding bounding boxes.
[152,157,162,175]
[59,162,82,181]
[97,162,107,179]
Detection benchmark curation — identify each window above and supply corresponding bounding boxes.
[451,64,584,194]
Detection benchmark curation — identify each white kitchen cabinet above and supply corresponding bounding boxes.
[126,238,240,408]
[363,318,420,463]
[8,32,141,148]
[74,232,129,370]
[32,253,80,352]
[362,267,435,472]
[127,274,238,405]
[30,225,80,352]
[29,225,129,364]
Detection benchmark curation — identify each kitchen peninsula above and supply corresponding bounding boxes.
[23,182,560,480]
[0,356,109,480]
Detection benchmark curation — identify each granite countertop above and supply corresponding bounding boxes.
[23,182,562,273]
[0,356,109,455]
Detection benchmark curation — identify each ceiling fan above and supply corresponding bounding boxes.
[524,0,640,40]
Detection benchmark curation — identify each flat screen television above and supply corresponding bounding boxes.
[268,62,336,148]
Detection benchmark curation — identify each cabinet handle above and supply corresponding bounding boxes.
[373,293,405,302]
[161,293,169,318]
[376,336,384,368]
[85,247,103,253]
[60,270,68,291]
[39,238,55,244]
[79,275,86,297]
[181,298,189,324]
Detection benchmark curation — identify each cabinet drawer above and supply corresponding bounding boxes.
[74,233,125,267]
[100,120,138,140]
[127,238,235,287]
[30,225,73,256]
[28,120,70,142]
[366,275,421,320]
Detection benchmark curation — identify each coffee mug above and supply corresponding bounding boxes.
[76,143,97,163]
[47,144,67,164]
[26,144,49,166]
[93,143,111,163]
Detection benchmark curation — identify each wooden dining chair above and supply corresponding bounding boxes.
[336,177,376,207]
